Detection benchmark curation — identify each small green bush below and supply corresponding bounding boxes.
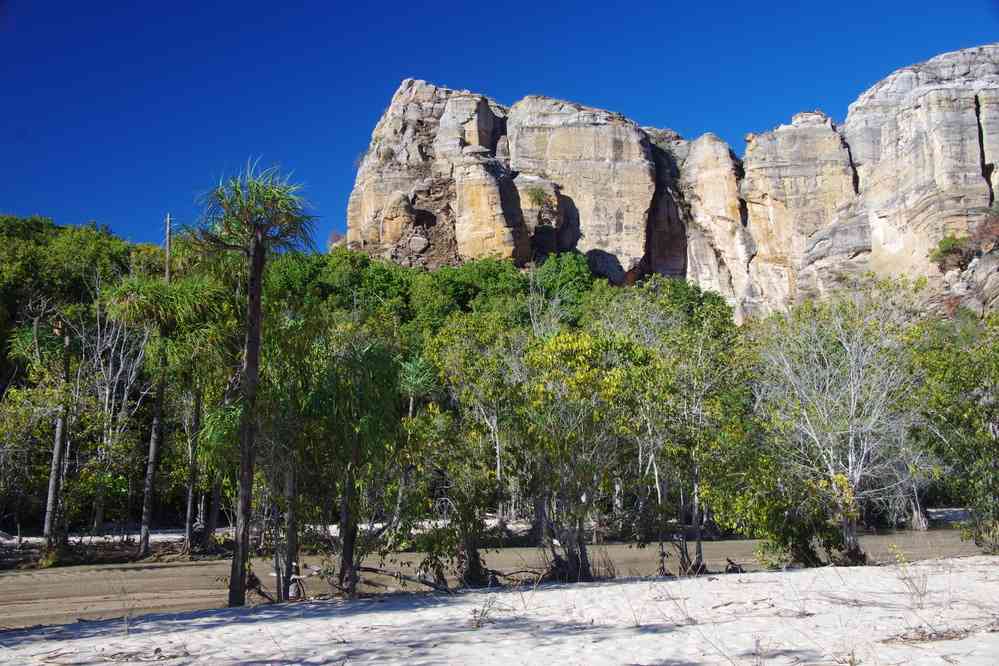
[524,186,549,208]
[929,233,972,271]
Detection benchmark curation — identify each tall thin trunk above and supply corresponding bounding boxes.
[283,466,298,600]
[43,414,64,539]
[530,495,546,545]
[139,216,172,559]
[272,500,285,602]
[692,467,704,569]
[651,458,668,576]
[43,333,70,547]
[338,459,358,597]
[138,375,164,557]
[909,483,928,531]
[92,486,105,531]
[202,475,221,550]
[575,520,592,582]
[229,231,266,607]
[184,391,203,549]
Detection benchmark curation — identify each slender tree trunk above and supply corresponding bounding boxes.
[272,500,285,603]
[92,486,105,532]
[138,375,164,558]
[44,413,66,546]
[651,458,669,576]
[576,529,592,581]
[229,232,267,607]
[126,476,135,529]
[139,218,172,558]
[529,495,547,545]
[202,475,221,550]
[184,391,203,550]
[692,468,704,569]
[613,476,624,537]
[840,515,865,564]
[283,467,299,599]
[43,334,70,547]
[909,483,928,531]
[338,466,358,597]
[390,465,411,538]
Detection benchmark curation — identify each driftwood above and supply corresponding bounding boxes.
[246,571,275,602]
[356,566,452,594]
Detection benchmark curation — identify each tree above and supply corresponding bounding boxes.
[745,283,930,564]
[915,312,999,552]
[522,330,638,581]
[111,253,226,555]
[428,309,522,525]
[586,276,747,573]
[0,218,131,542]
[191,163,314,606]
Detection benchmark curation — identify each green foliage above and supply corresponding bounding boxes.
[5,194,999,582]
[535,252,596,323]
[192,162,316,255]
[408,258,528,342]
[913,313,999,553]
[929,233,973,271]
[524,186,550,208]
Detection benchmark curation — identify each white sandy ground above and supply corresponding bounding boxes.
[1,556,997,665]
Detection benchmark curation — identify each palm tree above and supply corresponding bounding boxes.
[111,265,224,557]
[192,163,314,607]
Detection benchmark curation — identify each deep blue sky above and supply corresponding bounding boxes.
[3,1,998,247]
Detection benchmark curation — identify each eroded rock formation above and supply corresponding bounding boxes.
[346,44,999,317]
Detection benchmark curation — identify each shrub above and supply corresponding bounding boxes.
[929,234,973,271]
[524,186,550,208]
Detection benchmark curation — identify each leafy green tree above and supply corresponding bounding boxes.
[914,313,999,552]
[535,251,596,324]
[586,276,747,572]
[522,330,639,581]
[311,322,401,597]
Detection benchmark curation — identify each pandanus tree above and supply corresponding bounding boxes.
[110,252,227,556]
[191,164,314,607]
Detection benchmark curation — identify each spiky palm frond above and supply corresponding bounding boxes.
[191,160,316,255]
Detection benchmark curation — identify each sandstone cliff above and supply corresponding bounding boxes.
[346,44,999,318]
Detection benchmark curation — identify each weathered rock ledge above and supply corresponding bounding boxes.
[346,45,999,318]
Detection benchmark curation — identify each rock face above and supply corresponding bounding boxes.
[507,97,658,282]
[346,45,999,316]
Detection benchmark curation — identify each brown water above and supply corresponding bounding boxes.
[0,529,980,630]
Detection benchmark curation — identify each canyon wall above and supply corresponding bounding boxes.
[346,44,999,318]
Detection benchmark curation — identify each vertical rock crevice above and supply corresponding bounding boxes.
[842,136,862,195]
[975,93,996,206]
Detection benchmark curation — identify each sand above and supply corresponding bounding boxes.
[0,529,980,629]
[2,554,997,665]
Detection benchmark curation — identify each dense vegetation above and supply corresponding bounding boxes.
[2,171,997,606]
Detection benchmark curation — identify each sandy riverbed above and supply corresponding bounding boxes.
[2,552,997,665]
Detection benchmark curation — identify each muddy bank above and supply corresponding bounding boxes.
[0,529,980,630]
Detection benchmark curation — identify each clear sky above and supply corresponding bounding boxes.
[3,1,998,247]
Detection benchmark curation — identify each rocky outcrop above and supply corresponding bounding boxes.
[345,80,523,268]
[741,111,862,308]
[507,97,658,282]
[346,45,999,317]
[676,133,756,317]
